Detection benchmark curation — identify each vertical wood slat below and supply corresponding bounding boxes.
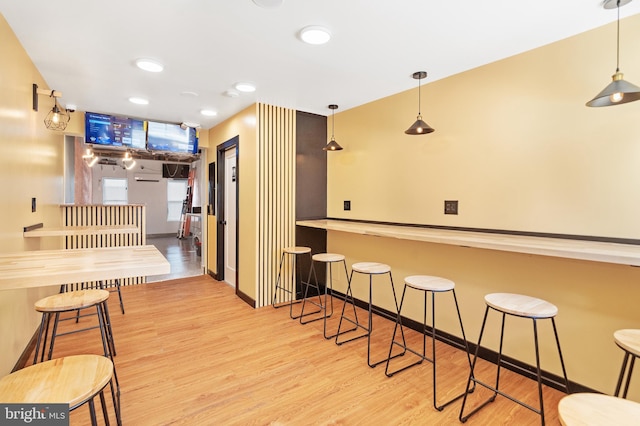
[61,204,146,287]
[257,104,296,308]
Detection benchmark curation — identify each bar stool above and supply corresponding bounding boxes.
[613,329,640,398]
[558,393,640,426]
[272,246,312,319]
[299,253,353,339]
[33,289,116,363]
[459,293,570,425]
[385,275,473,411]
[335,262,406,368]
[0,355,121,425]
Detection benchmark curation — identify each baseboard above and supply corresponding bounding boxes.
[237,288,255,308]
[329,289,596,395]
[207,269,219,281]
[147,233,181,239]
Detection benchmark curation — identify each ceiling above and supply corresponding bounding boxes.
[2,0,639,130]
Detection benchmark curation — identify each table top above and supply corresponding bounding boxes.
[558,393,640,426]
[24,224,140,237]
[297,219,640,267]
[0,355,113,406]
[0,245,170,291]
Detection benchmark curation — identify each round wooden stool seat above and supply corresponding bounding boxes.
[558,393,640,426]
[352,262,391,275]
[312,253,345,263]
[484,292,558,318]
[405,275,455,292]
[35,289,110,312]
[615,329,640,356]
[0,355,112,408]
[283,246,311,255]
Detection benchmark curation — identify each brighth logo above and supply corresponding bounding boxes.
[1,404,68,425]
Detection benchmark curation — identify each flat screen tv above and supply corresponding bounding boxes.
[85,112,115,146]
[85,112,146,150]
[147,121,198,154]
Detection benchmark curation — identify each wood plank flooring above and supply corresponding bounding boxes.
[29,275,566,425]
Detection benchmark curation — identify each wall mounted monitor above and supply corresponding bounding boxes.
[147,121,198,154]
[85,112,146,150]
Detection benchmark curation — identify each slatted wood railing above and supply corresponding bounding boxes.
[61,204,146,287]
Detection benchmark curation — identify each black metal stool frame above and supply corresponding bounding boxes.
[385,283,473,411]
[459,304,570,425]
[272,249,314,319]
[34,299,121,421]
[335,269,407,368]
[615,347,638,398]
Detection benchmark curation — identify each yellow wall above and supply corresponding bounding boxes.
[207,105,258,301]
[326,15,640,396]
[0,14,66,375]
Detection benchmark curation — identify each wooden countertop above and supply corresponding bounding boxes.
[296,219,640,267]
[24,224,140,237]
[558,393,640,425]
[0,245,170,291]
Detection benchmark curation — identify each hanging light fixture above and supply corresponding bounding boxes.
[586,0,640,107]
[324,104,343,151]
[122,151,136,170]
[44,99,71,131]
[32,84,72,131]
[405,71,434,135]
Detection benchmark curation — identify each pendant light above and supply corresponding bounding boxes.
[405,71,434,135]
[324,104,343,151]
[586,0,640,107]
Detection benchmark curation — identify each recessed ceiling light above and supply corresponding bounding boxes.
[223,89,240,98]
[299,26,331,45]
[129,97,149,105]
[200,109,217,117]
[252,0,284,8]
[135,58,164,73]
[233,82,256,93]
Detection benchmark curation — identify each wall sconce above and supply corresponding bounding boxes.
[82,147,99,167]
[405,71,435,135]
[586,0,640,107]
[32,83,73,131]
[323,104,343,151]
[122,151,136,170]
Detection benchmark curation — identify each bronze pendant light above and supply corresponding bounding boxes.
[405,71,434,135]
[324,104,343,151]
[586,0,640,107]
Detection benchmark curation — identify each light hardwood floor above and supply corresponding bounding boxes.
[31,275,566,425]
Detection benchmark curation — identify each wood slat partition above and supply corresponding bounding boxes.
[257,104,296,307]
[61,204,146,287]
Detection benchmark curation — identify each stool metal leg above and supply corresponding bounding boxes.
[335,270,368,345]
[615,352,635,398]
[273,252,312,319]
[299,261,325,323]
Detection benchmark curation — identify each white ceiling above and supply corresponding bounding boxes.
[2,0,639,129]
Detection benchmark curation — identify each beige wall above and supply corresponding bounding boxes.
[207,105,258,301]
[326,14,640,396]
[0,14,66,375]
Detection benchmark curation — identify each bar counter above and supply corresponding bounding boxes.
[296,219,640,267]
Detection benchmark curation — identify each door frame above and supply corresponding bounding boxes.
[216,136,239,293]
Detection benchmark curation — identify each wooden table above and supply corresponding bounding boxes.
[23,225,140,238]
[0,245,170,290]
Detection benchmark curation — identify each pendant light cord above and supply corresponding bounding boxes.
[616,0,621,72]
[417,77,422,116]
[331,108,335,139]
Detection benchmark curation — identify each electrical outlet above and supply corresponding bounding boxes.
[344,200,351,211]
[444,200,458,215]
[32,198,36,213]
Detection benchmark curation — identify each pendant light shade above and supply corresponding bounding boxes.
[324,104,343,151]
[586,0,640,107]
[405,71,434,135]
